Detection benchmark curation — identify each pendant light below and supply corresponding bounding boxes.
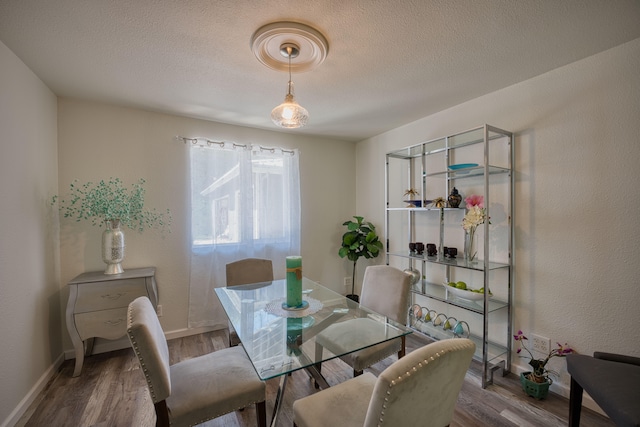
[271,43,309,128]
[250,21,328,129]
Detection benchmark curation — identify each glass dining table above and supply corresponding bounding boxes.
[215,277,412,427]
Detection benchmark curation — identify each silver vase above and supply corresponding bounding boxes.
[102,219,125,274]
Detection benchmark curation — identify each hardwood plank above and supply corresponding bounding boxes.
[16,331,614,427]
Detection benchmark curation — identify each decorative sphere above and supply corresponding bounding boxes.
[403,268,421,286]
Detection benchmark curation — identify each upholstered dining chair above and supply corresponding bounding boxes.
[293,338,476,427]
[315,265,412,377]
[127,297,267,427]
[225,258,274,346]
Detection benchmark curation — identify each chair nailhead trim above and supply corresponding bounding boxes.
[375,340,474,426]
[128,321,159,401]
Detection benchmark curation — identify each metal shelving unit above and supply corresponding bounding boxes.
[385,124,513,388]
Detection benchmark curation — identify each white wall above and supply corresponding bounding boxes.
[56,99,357,348]
[356,37,640,404]
[0,41,59,425]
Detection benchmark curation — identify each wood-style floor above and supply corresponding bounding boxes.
[16,330,613,427]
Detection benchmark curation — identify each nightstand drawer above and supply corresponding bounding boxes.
[75,278,148,312]
[75,308,128,340]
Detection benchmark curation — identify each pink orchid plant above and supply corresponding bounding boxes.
[514,330,575,383]
[464,194,484,208]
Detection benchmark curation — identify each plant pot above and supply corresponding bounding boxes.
[346,294,359,302]
[520,372,551,400]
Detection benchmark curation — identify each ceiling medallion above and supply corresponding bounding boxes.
[250,21,329,73]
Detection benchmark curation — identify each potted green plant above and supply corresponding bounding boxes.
[52,178,171,274]
[338,216,383,302]
[514,330,575,399]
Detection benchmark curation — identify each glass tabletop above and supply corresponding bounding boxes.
[215,277,412,380]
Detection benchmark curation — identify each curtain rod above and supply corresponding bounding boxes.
[175,135,295,155]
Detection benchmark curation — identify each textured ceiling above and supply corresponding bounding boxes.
[1,0,640,141]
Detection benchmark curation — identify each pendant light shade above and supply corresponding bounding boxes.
[271,81,309,128]
[270,43,309,129]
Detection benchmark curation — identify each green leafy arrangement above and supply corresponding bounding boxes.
[338,216,383,297]
[52,178,171,232]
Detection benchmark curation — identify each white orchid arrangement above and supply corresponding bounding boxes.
[462,195,488,230]
[462,195,488,261]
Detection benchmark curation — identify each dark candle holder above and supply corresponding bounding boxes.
[447,247,458,258]
[426,243,437,256]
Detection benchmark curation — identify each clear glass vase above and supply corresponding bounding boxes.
[464,227,477,263]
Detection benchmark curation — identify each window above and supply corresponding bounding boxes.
[187,141,300,329]
[190,145,299,247]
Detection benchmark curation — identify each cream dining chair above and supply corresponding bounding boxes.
[293,338,475,427]
[127,296,266,427]
[315,265,412,377]
[225,258,274,346]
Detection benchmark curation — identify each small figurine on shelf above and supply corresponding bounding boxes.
[403,188,420,207]
[448,187,462,208]
[432,197,446,208]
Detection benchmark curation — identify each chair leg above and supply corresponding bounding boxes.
[314,342,323,388]
[569,377,583,427]
[398,335,406,359]
[256,400,267,427]
[154,400,170,427]
[354,369,363,377]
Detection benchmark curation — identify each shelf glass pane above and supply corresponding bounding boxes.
[387,143,424,159]
[424,165,510,179]
[387,251,510,271]
[411,282,508,314]
[386,206,465,212]
[410,323,508,364]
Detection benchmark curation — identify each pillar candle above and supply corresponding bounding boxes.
[286,256,302,307]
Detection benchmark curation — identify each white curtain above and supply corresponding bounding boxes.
[187,141,300,329]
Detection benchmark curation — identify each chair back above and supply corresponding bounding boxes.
[360,265,411,323]
[363,338,475,427]
[127,296,171,403]
[226,258,274,286]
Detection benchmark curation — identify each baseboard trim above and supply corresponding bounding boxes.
[165,325,223,340]
[62,325,225,360]
[1,353,64,427]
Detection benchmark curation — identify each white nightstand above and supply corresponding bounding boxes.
[66,267,158,376]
